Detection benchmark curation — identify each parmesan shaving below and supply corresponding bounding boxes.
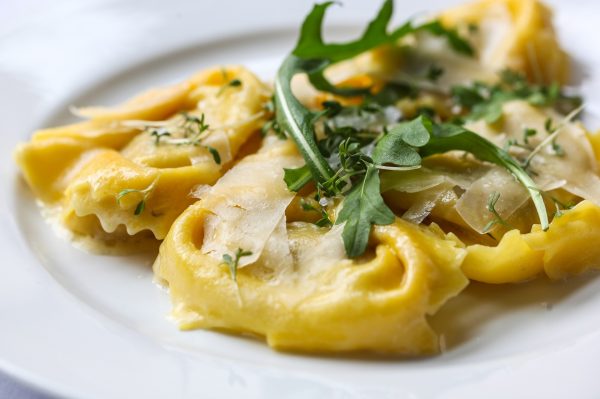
[456,167,529,233]
[200,142,302,268]
[467,101,600,206]
[288,223,347,280]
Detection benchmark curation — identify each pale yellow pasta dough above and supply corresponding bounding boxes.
[15,66,270,243]
[441,0,569,84]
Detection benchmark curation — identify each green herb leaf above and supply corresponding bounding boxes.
[417,20,474,56]
[551,138,565,156]
[523,128,537,144]
[116,189,142,202]
[221,248,253,282]
[149,128,171,145]
[421,124,549,230]
[134,200,146,216]
[275,0,474,196]
[425,64,444,82]
[205,146,221,164]
[545,117,556,133]
[372,115,432,166]
[115,179,158,216]
[481,191,511,233]
[372,139,421,167]
[335,166,395,257]
[218,78,243,96]
[300,198,333,227]
[291,1,472,97]
[452,70,582,123]
[391,115,432,147]
[284,165,313,192]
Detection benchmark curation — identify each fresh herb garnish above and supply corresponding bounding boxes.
[300,198,333,227]
[523,128,537,145]
[524,105,583,167]
[116,178,158,216]
[482,191,511,233]
[180,112,210,139]
[542,117,565,156]
[261,97,286,138]
[551,139,565,156]
[221,248,253,282]
[149,128,172,145]
[218,78,243,96]
[425,64,444,82]
[335,166,394,257]
[283,165,312,192]
[372,116,431,167]
[451,70,582,124]
[544,117,556,133]
[144,112,221,163]
[551,197,574,218]
[273,0,547,257]
[206,145,222,164]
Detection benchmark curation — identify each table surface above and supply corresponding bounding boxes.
[0,370,52,399]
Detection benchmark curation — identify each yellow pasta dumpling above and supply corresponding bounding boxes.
[155,138,468,354]
[15,66,270,245]
[460,201,600,283]
[14,0,599,357]
[441,0,569,84]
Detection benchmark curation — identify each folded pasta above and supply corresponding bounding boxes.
[16,66,270,245]
[14,0,600,355]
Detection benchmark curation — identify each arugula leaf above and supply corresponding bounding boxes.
[420,123,549,230]
[292,1,472,96]
[293,0,405,63]
[274,1,528,258]
[275,0,472,195]
[372,115,431,166]
[335,166,395,257]
[284,165,313,192]
[275,57,336,186]
[416,20,474,56]
[372,116,549,231]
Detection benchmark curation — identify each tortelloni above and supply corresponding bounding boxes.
[460,201,600,283]
[384,99,600,284]
[15,66,270,246]
[14,0,600,356]
[154,138,468,354]
[440,0,570,85]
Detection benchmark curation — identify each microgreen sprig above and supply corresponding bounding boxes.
[300,198,333,227]
[221,248,253,282]
[274,0,548,257]
[144,112,221,164]
[116,178,159,216]
[482,191,512,233]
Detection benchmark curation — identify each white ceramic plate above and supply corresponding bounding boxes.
[2,0,600,398]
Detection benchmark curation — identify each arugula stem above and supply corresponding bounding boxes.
[275,56,336,186]
[422,127,549,230]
